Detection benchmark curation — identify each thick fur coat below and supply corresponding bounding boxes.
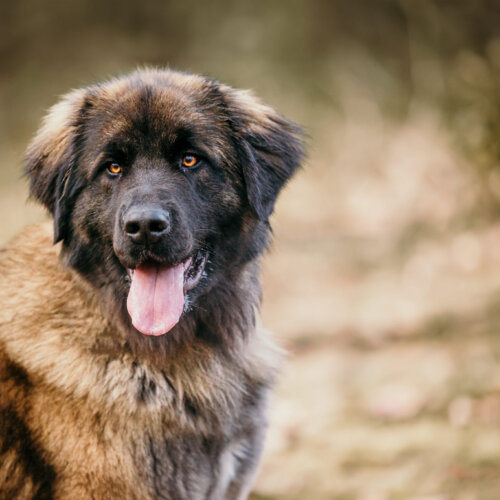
[0,69,303,500]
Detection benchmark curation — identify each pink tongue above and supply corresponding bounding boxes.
[127,263,185,336]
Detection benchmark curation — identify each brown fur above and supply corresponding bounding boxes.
[0,69,303,499]
[0,224,281,499]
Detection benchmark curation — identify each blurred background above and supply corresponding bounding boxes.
[2,1,500,498]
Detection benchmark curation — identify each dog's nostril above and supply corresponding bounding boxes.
[125,221,141,235]
[149,219,168,234]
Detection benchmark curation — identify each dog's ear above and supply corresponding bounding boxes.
[223,87,305,221]
[25,89,90,243]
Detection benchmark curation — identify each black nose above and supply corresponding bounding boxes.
[123,207,171,244]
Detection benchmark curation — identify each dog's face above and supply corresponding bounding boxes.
[25,69,303,339]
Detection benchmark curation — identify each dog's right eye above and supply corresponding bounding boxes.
[181,155,200,169]
[107,163,122,176]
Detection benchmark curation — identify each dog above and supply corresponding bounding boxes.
[0,68,303,499]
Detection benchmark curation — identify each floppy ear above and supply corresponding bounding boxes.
[224,87,305,220]
[25,89,89,243]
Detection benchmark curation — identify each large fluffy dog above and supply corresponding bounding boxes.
[0,69,303,499]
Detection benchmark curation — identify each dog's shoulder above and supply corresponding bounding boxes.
[0,222,111,405]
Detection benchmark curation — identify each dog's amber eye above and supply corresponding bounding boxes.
[182,155,198,168]
[107,163,122,175]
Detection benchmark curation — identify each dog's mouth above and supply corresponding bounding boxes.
[125,251,207,336]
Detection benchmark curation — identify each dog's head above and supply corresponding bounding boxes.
[26,69,303,338]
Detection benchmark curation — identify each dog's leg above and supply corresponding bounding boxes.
[220,425,267,500]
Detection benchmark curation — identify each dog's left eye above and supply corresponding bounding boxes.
[107,163,122,175]
[181,155,200,169]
